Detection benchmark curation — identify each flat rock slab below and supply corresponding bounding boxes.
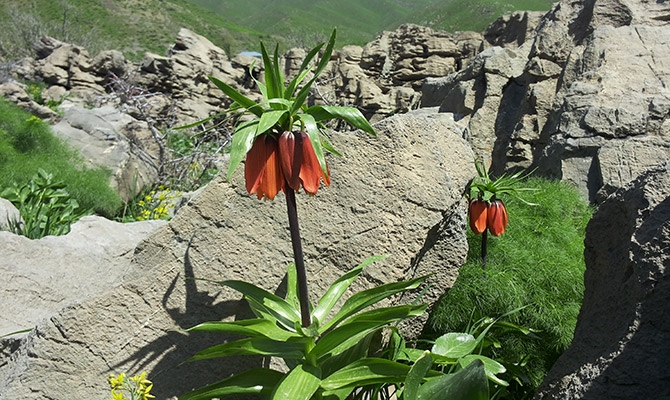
[0,216,166,337]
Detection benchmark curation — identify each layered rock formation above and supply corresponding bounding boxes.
[424,1,670,201]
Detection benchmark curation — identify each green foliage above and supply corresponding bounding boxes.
[181,256,432,399]
[0,98,122,217]
[0,0,266,61]
[181,256,506,400]
[1,168,91,238]
[425,178,592,398]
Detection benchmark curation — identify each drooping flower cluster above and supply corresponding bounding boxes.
[469,199,509,236]
[468,159,535,238]
[245,131,330,200]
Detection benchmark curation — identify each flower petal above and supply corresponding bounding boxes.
[245,135,284,200]
[487,199,509,236]
[279,131,302,191]
[468,199,488,234]
[299,132,328,195]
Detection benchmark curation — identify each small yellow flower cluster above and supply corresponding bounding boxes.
[135,186,181,221]
[108,371,155,400]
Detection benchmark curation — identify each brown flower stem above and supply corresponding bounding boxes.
[285,186,311,327]
[481,229,488,269]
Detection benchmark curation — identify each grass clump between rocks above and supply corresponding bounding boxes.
[424,177,592,398]
[0,98,122,222]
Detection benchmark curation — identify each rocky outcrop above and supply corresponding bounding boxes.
[424,0,670,201]
[51,102,159,202]
[5,26,485,126]
[535,162,670,399]
[0,198,21,231]
[321,24,484,121]
[0,111,475,399]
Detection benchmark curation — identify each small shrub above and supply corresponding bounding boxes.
[1,168,91,238]
[424,178,592,399]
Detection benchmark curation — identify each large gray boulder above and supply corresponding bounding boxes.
[51,102,159,202]
[0,110,475,399]
[535,162,670,399]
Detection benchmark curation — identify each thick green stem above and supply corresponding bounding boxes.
[285,186,311,327]
[481,229,488,269]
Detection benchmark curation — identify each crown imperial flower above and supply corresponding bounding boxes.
[245,134,284,200]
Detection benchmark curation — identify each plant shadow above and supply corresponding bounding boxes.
[113,235,267,399]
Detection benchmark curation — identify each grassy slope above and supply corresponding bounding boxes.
[0,0,556,62]
[0,0,267,60]
[188,0,556,48]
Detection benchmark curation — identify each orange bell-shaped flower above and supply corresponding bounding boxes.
[244,135,284,200]
[279,131,330,195]
[468,199,488,234]
[487,199,509,236]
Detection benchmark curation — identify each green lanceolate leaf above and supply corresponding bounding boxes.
[416,360,488,400]
[404,351,433,400]
[314,305,427,360]
[179,368,284,400]
[188,337,306,361]
[306,105,376,136]
[272,364,322,400]
[260,42,284,100]
[431,332,477,360]
[321,358,413,391]
[312,255,387,326]
[226,119,259,181]
[186,319,299,342]
[209,76,261,116]
[321,275,427,332]
[285,67,315,100]
[290,29,336,115]
[285,40,323,99]
[285,263,300,310]
[219,280,300,331]
[458,354,508,386]
[257,110,287,135]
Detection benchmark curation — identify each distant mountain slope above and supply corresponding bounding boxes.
[0,0,554,62]
[187,0,555,48]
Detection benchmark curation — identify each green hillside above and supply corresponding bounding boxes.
[0,0,555,61]
[0,0,267,61]
[187,0,556,48]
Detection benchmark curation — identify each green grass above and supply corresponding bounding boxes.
[0,98,122,217]
[424,178,592,398]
